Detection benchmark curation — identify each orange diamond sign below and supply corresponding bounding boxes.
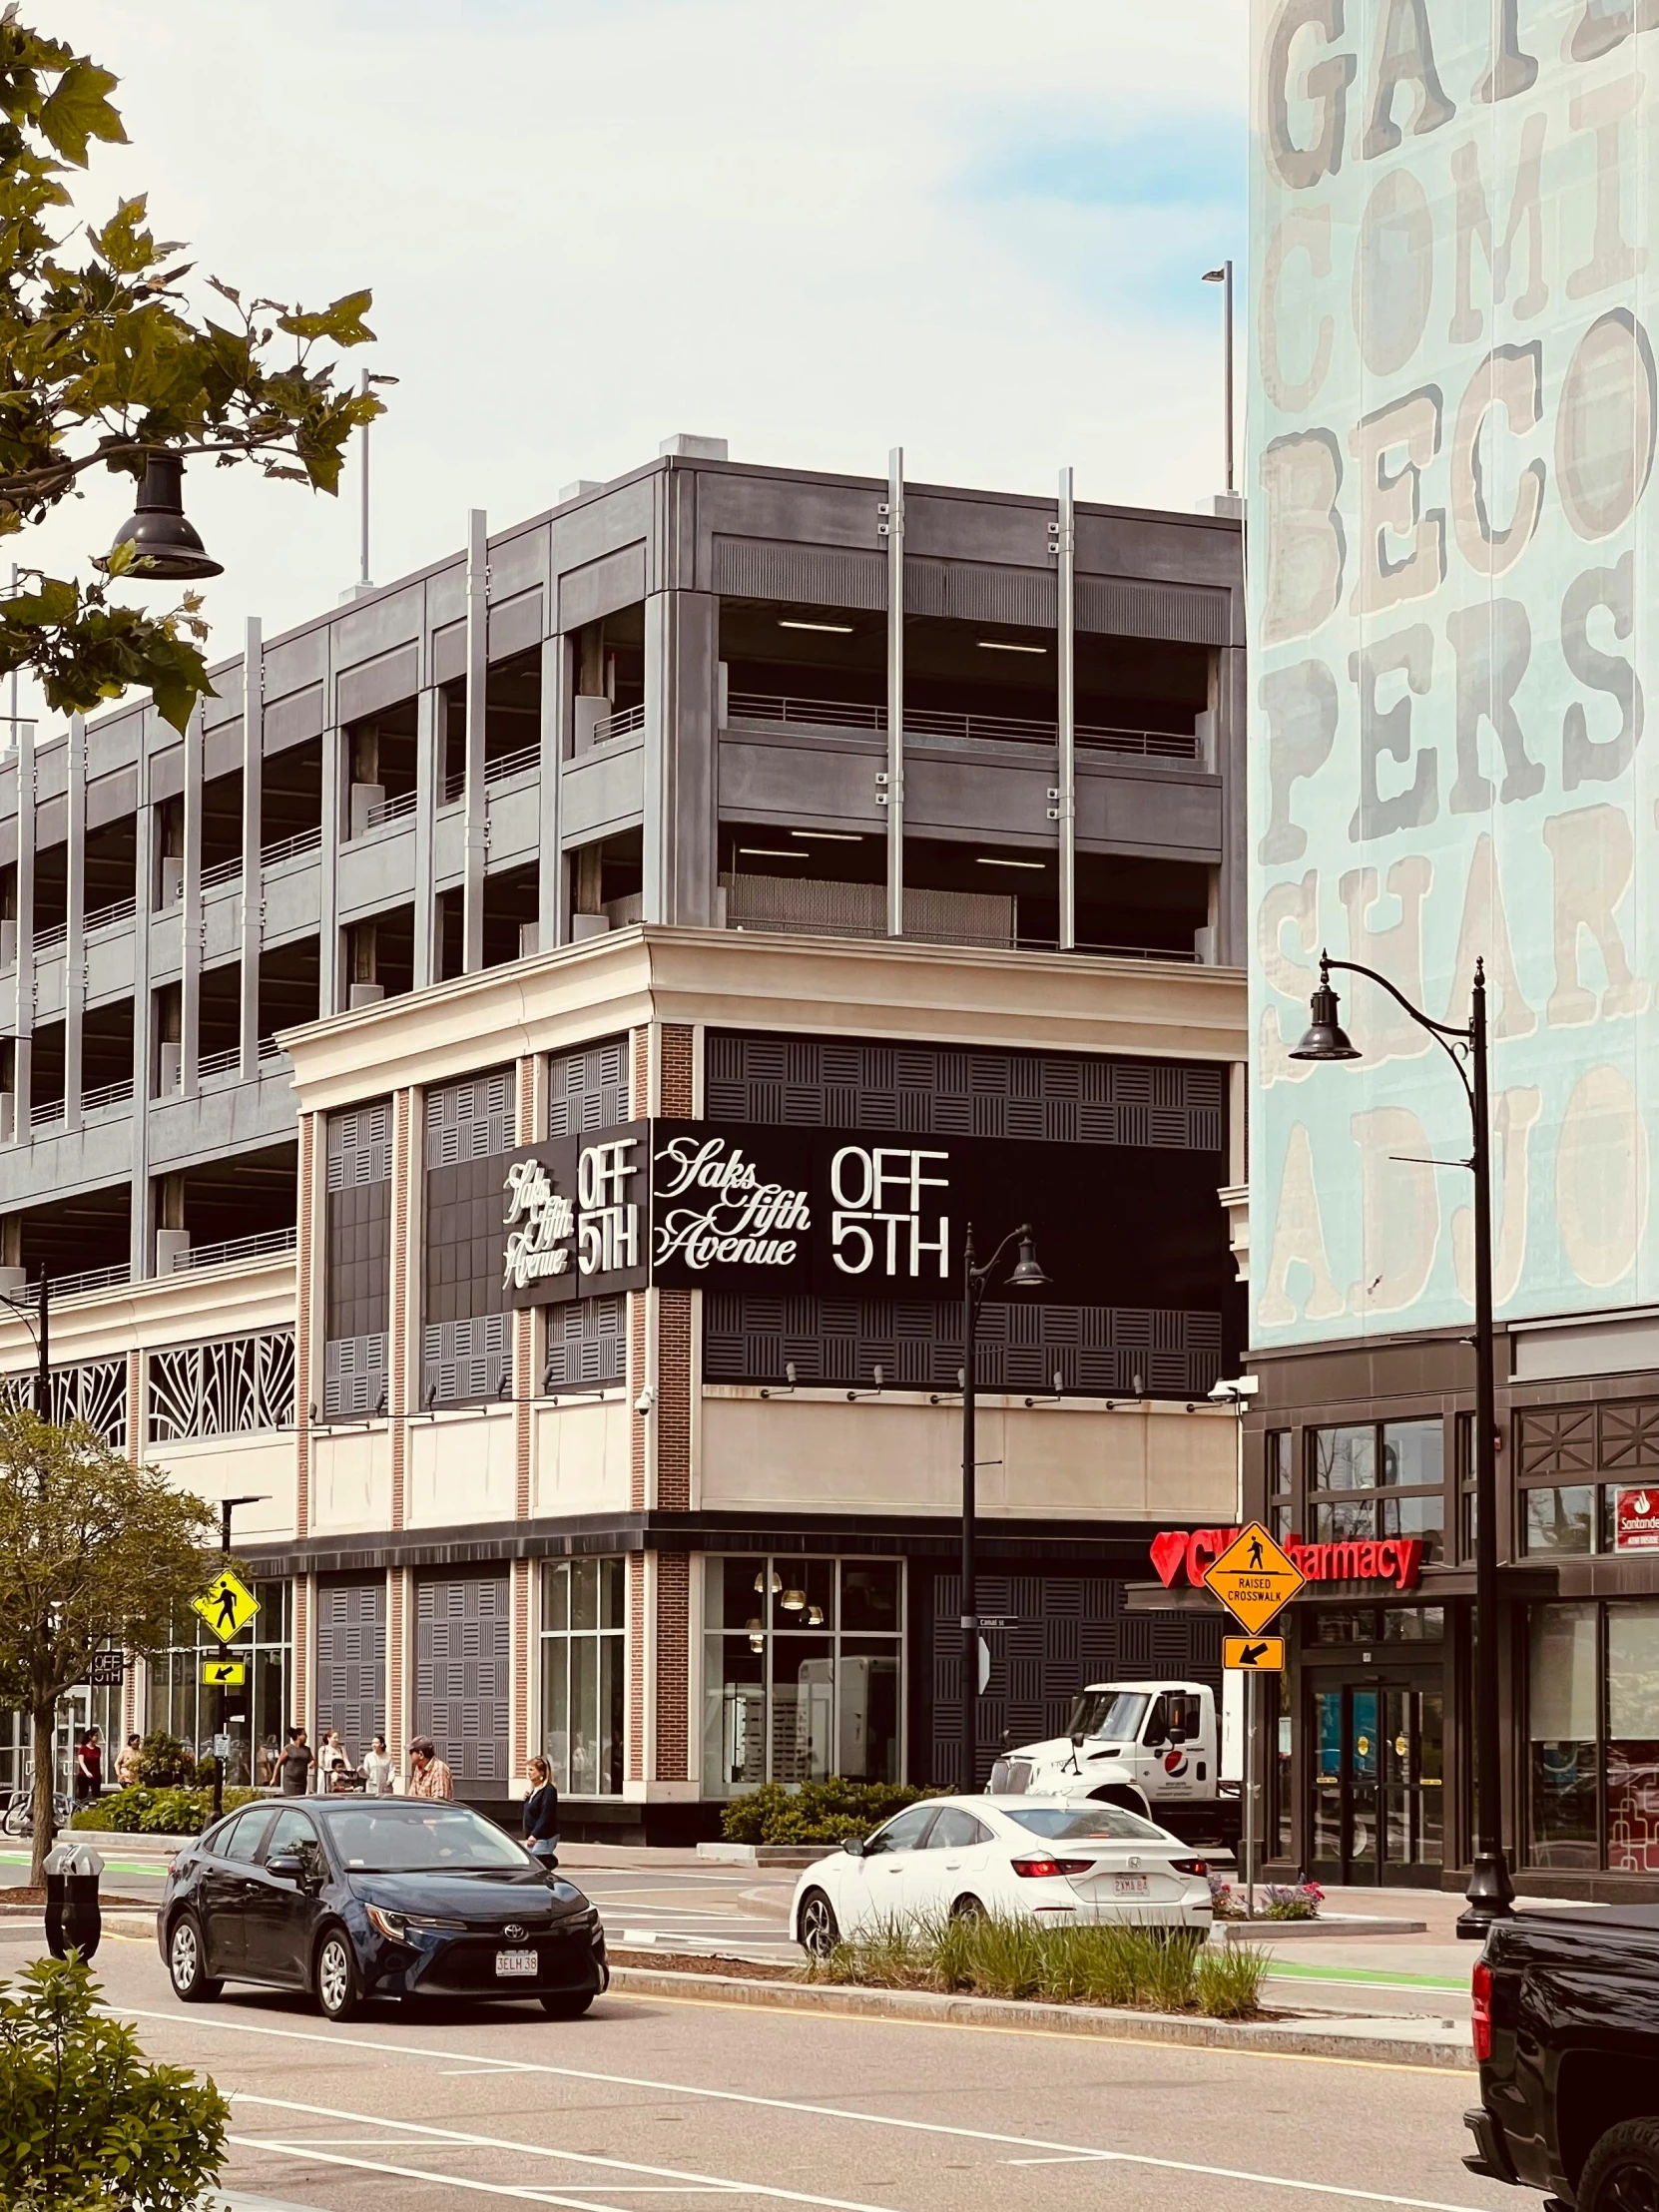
[1203,1522,1306,1635]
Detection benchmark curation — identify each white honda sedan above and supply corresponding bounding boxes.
[791,1795,1213,1955]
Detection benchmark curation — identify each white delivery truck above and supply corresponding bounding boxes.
[987,1680,1242,1849]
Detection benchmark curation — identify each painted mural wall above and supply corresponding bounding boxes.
[1250,0,1659,1346]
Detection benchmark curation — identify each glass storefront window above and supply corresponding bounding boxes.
[539,1558,625,1796]
[1527,1603,1599,1868]
[150,1582,292,1789]
[702,1556,902,1797]
[1382,1606,1444,1642]
[1313,1425,1375,1489]
[1309,1419,1444,1562]
[1382,1419,1442,1487]
[1607,1601,1659,1875]
[1522,1486,1597,1555]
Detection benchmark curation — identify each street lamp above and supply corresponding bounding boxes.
[93,453,223,582]
[959,1224,1048,1793]
[1291,951,1512,1937]
[0,1266,51,1417]
[1202,263,1236,497]
[210,1494,269,1821]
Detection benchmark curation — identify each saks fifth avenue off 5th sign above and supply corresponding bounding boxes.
[499,1118,1232,1311]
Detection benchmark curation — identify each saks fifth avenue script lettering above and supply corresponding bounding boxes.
[502,1158,574,1291]
[652,1134,810,1271]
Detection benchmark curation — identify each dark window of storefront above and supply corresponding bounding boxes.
[325,1100,390,1417]
[1517,1402,1659,1559]
[1527,1599,1659,1874]
[1268,1430,1292,1542]
[540,1558,625,1797]
[423,1067,515,1405]
[1308,1418,1445,1561]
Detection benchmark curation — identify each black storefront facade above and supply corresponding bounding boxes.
[1243,1318,1659,1903]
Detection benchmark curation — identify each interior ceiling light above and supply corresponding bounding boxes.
[976,855,1045,870]
[792,830,861,841]
[781,1586,808,1612]
[807,1604,825,1627]
[738,846,809,858]
[977,639,1046,654]
[780,619,853,634]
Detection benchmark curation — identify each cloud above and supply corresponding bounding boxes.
[12,0,1247,724]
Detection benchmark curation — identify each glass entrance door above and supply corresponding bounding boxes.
[1311,1680,1443,1886]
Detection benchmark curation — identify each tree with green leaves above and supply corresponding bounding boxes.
[0,1955,228,2210]
[0,8,381,731]
[0,1405,217,1885]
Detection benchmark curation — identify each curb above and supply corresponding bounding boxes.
[694,1843,837,1869]
[602,1964,1474,2069]
[1218,1916,1429,1941]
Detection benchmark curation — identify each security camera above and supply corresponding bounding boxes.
[634,1385,656,1416]
[1208,1375,1261,1402]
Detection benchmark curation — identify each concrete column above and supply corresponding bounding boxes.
[12,713,33,1138]
[63,712,85,1130]
[317,720,340,1017]
[461,508,488,972]
[128,736,152,1280]
[180,705,202,1098]
[641,591,718,927]
[1216,638,1247,964]
[412,685,437,989]
[1054,468,1077,952]
[538,631,568,951]
[240,619,263,1077]
[883,447,904,937]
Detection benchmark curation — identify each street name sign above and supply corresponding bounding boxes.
[1224,1635,1286,1673]
[194,1568,260,1645]
[1203,1523,1305,1636]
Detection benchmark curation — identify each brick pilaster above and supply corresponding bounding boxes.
[628,1552,647,1783]
[294,1112,315,1537]
[386,1568,406,1769]
[654,1552,690,1781]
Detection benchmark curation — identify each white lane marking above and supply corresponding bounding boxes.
[123,2005,1491,2212]
[225,2140,634,2211]
[231,2092,908,2212]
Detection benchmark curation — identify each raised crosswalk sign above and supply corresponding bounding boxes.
[1203,1524,1305,1637]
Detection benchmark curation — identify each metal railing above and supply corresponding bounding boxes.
[484,743,540,786]
[441,767,465,806]
[364,788,418,830]
[591,702,645,745]
[201,855,243,891]
[725,691,1201,761]
[28,1096,62,1128]
[173,1225,297,1273]
[258,1034,286,1063]
[261,826,321,867]
[82,1077,133,1114]
[197,1045,242,1079]
[86,897,135,931]
[34,922,65,952]
[53,1262,129,1300]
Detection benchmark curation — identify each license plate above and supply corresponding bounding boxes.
[495,1948,538,1977]
[1113,1875,1150,1896]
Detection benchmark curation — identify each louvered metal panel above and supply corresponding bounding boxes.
[414,1574,510,1788]
[315,1578,386,1762]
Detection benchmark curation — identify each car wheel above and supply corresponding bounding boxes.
[950,1895,986,1922]
[168,1914,224,2003]
[1581,2120,1659,2212]
[798,1889,840,1958]
[313,1927,363,2023]
[538,1990,594,2019]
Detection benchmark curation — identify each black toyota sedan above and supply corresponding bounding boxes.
[159,1797,607,2021]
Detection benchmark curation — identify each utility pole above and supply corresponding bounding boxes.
[211,1494,267,1821]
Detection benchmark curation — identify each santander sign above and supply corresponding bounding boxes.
[1150,1526,1423,1595]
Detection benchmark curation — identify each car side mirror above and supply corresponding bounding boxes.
[267,1852,305,1883]
[841,1837,866,1859]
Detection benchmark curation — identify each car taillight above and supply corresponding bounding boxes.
[1471,1959,1492,2061]
[1169,1858,1209,1877]
[1010,1856,1094,1879]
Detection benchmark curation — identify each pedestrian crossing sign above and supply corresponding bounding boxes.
[201,1658,246,1688]
[1203,1523,1305,1636]
[194,1568,260,1645]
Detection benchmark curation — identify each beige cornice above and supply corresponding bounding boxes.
[279,927,1247,1116]
[0,1256,295,1373]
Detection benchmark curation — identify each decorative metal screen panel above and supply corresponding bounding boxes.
[414,1574,509,1788]
[1,1360,128,1448]
[325,1332,387,1419]
[422,1315,509,1405]
[426,1069,513,1170]
[704,1294,1222,1398]
[928,1572,1223,1789]
[548,1036,628,1137]
[315,1578,385,1759]
[326,1100,390,1190]
[705,1032,1224,1151]
[148,1331,295,1443]
[543,1294,625,1391]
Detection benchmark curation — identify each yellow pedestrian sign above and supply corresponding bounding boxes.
[1224,1635,1286,1673]
[194,1568,260,1645]
[201,1657,246,1688]
[1203,1523,1306,1636]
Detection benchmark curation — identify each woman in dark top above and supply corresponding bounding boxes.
[522,1756,559,1867]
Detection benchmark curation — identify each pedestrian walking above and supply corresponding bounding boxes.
[115,1732,141,1789]
[277,1726,315,1797]
[73,1728,102,1805]
[360,1735,395,1796]
[522,1755,559,1868]
[317,1728,348,1794]
[406,1737,453,1801]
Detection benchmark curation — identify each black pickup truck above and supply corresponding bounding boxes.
[1466,1908,1659,2212]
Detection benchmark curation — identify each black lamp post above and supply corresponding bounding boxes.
[0,1266,51,1417]
[93,453,224,582]
[960,1223,1048,1793]
[211,1494,269,1821]
[1291,951,1513,1937]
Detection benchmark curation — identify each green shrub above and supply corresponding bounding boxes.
[128,1730,196,1789]
[801,1914,1267,2020]
[71,1785,260,1836]
[720,1778,939,1845]
[0,1955,228,2209]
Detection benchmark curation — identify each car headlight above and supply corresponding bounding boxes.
[365,1905,408,1942]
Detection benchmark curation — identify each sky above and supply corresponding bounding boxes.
[18,0,1248,715]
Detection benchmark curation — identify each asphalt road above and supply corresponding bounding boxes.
[35,1917,1509,2212]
